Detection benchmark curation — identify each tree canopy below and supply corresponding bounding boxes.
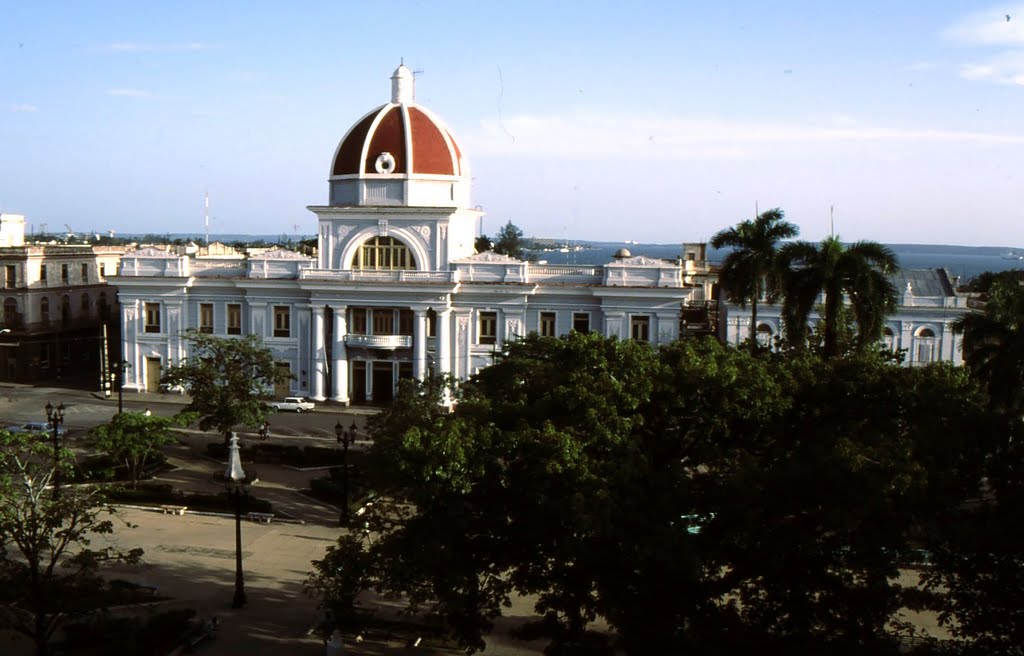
[779,236,899,357]
[88,411,181,487]
[161,330,290,437]
[710,208,799,352]
[0,431,143,655]
[493,221,526,260]
[308,333,997,654]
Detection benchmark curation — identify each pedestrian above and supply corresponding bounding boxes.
[144,408,151,416]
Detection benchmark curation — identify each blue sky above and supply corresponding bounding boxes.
[2,1,1023,247]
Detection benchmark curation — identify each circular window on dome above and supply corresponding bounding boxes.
[374,152,396,174]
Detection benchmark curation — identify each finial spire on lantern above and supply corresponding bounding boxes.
[391,63,414,104]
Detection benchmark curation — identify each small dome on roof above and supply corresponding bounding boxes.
[613,247,632,259]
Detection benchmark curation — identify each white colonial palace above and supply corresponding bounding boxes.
[720,267,968,365]
[111,65,717,403]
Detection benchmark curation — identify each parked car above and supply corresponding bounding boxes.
[5,421,67,437]
[269,397,316,413]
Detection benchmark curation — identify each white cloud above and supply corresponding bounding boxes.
[103,42,216,52]
[945,6,1024,85]
[944,5,1024,45]
[7,103,37,112]
[463,112,1024,160]
[902,61,937,72]
[957,50,1024,84]
[106,88,154,99]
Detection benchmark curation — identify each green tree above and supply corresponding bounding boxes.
[953,277,1024,416]
[493,221,525,260]
[779,236,899,357]
[161,330,290,441]
[88,411,180,487]
[474,234,493,253]
[309,335,989,653]
[0,431,143,656]
[710,208,799,353]
[922,278,1024,654]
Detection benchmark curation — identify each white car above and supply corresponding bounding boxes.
[5,421,67,437]
[269,397,316,413]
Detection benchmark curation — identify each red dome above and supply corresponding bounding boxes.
[330,78,465,179]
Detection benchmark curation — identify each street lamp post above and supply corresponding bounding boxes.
[44,401,65,496]
[335,419,357,527]
[115,360,131,414]
[225,434,254,609]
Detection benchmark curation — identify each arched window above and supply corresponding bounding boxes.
[914,327,936,364]
[2,297,17,328]
[40,296,50,323]
[352,236,416,271]
[98,292,109,320]
[81,293,90,315]
[61,295,71,325]
[756,323,774,347]
[882,327,895,352]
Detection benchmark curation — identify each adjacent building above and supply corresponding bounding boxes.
[0,213,124,384]
[720,267,968,365]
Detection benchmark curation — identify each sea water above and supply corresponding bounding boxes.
[531,243,1024,281]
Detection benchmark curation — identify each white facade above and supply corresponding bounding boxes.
[111,66,714,402]
[721,268,968,365]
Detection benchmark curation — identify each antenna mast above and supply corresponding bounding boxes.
[204,192,210,244]
[830,205,835,237]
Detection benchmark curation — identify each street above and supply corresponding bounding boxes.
[0,384,373,445]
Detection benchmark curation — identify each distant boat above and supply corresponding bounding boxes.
[1003,251,1024,260]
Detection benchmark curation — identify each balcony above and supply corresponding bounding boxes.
[345,334,412,350]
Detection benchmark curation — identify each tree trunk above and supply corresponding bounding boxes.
[749,295,759,353]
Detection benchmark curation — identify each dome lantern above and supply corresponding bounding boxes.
[391,64,414,104]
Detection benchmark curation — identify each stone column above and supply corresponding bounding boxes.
[436,308,452,376]
[312,306,326,401]
[413,308,427,380]
[332,306,349,404]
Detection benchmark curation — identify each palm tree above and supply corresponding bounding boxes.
[779,236,899,358]
[710,208,799,352]
[953,278,1024,416]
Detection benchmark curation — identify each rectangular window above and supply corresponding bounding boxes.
[630,315,650,342]
[572,312,590,333]
[144,303,161,333]
[540,311,557,337]
[372,309,394,335]
[479,311,497,345]
[99,263,106,278]
[273,306,290,337]
[399,309,414,336]
[427,309,436,337]
[61,264,69,283]
[351,308,367,334]
[5,265,15,288]
[81,263,89,282]
[227,304,242,335]
[40,343,50,369]
[199,303,214,333]
[39,264,47,286]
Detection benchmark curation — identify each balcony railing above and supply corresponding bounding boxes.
[345,334,412,350]
[302,269,458,283]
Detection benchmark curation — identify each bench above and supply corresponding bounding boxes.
[160,505,188,516]
[247,512,274,524]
